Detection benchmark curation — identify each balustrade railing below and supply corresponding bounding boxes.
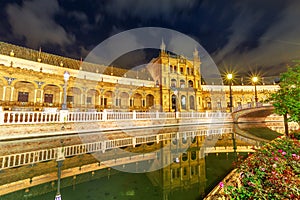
[0,128,235,170]
[0,109,232,125]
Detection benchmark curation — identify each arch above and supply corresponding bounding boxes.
[0,79,4,101]
[87,89,99,106]
[67,87,81,106]
[14,81,36,104]
[181,95,186,110]
[180,80,185,88]
[43,84,60,106]
[146,94,154,108]
[103,91,114,108]
[189,95,195,110]
[188,80,193,88]
[171,78,177,88]
[133,93,142,108]
[119,92,129,108]
[171,94,177,110]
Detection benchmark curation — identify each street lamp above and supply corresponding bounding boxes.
[62,71,70,110]
[226,73,233,112]
[55,141,65,200]
[252,76,258,105]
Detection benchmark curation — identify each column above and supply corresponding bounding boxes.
[2,86,6,101]
[59,91,62,104]
[34,89,37,103]
[40,90,44,102]
[10,87,14,101]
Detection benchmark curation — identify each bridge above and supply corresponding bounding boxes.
[232,103,275,123]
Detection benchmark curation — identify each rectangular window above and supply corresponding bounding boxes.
[217,102,222,108]
[44,94,53,103]
[180,67,183,74]
[67,96,74,103]
[115,98,121,106]
[87,97,92,104]
[18,92,29,102]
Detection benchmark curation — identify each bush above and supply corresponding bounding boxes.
[225,136,300,199]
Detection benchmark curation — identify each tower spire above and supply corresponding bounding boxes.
[160,38,166,53]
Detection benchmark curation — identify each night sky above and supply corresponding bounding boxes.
[1,0,300,77]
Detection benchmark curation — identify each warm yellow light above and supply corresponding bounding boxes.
[226,73,233,80]
[252,76,258,83]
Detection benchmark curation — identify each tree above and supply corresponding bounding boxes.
[271,64,300,136]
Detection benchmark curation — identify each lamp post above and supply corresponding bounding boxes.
[62,71,70,110]
[226,73,233,112]
[55,141,65,200]
[252,76,258,106]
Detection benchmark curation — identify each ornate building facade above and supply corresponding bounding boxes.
[0,41,279,112]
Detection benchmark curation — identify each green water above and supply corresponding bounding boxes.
[2,152,246,200]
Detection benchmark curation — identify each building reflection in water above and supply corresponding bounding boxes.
[1,124,268,200]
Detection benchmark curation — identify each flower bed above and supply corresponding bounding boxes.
[224,134,300,199]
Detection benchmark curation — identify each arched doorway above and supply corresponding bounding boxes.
[120,92,129,108]
[172,94,177,111]
[133,93,142,109]
[103,91,113,109]
[67,87,81,107]
[87,89,99,107]
[43,84,60,106]
[146,94,154,109]
[14,81,35,105]
[189,95,195,110]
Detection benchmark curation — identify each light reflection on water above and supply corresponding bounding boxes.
[1,122,284,200]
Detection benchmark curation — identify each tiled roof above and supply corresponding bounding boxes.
[0,41,153,81]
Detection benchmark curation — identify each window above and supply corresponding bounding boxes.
[207,102,211,109]
[180,67,183,74]
[217,102,221,109]
[101,98,107,106]
[189,96,195,110]
[115,98,121,106]
[44,94,53,103]
[87,97,92,104]
[67,96,74,103]
[171,79,176,88]
[18,92,29,102]
[181,95,186,109]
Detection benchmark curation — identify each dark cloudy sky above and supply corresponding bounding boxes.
[1,0,300,76]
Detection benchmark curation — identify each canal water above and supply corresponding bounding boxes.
[1,122,289,200]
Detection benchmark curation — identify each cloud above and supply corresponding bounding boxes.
[213,1,300,75]
[6,0,75,48]
[105,0,196,20]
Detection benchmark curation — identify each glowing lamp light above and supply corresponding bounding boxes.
[226,73,233,80]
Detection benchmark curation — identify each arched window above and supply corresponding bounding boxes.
[188,80,193,88]
[189,96,195,110]
[171,79,177,88]
[181,95,186,109]
[180,80,185,88]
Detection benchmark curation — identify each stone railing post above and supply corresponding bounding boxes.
[175,111,179,119]
[102,109,107,121]
[0,106,4,124]
[156,110,159,119]
[59,110,69,123]
[133,110,136,120]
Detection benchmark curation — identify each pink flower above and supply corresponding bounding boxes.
[282,152,286,156]
[278,149,283,153]
[261,168,266,171]
[292,153,297,157]
[272,164,277,168]
[274,157,279,161]
[219,182,224,188]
